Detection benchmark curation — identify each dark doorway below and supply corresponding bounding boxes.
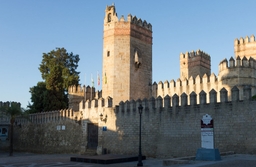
[87,123,98,149]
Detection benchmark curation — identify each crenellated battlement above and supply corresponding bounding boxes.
[68,85,102,111]
[234,35,255,45]
[156,56,256,103]
[157,73,218,88]
[68,84,84,96]
[234,35,256,60]
[180,49,210,60]
[0,101,11,108]
[15,109,79,125]
[180,49,211,79]
[128,15,152,31]
[104,4,152,31]
[0,101,21,108]
[154,73,218,101]
[117,86,253,113]
[70,86,253,117]
[15,96,114,125]
[218,56,256,72]
[119,14,152,30]
[78,96,113,110]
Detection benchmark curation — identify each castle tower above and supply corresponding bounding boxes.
[180,50,211,79]
[234,35,256,59]
[68,85,85,111]
[102,5,153,106]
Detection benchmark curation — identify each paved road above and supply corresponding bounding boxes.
[0,152,163,167]
[1,152,256,167]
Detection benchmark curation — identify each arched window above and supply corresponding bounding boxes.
[134,49,141,68]
[108,13,111,22]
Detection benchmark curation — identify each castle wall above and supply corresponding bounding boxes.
[10,87,256,158]
[155,74,219,104]
[14,120,82,153]
[12,109,83,153]
[68,85,101,111]
[180,50,211,79]
[68,85,85,111]
[218,56,256,99]
[234,35,256,59]
[155,56,256,104]
[129,22,152,101]
[97,87,256,158]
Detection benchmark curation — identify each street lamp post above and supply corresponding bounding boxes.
[137,104,143,166]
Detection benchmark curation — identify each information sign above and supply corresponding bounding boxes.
[201,114,214,149]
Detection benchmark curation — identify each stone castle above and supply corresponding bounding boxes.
[68,4,256,108]
[2,5,256,158]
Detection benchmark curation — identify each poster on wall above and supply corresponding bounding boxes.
[201,114,214,149]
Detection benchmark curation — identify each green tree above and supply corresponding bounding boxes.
[27,82,47,113]
[39,47,80,91]
[0,102,26,156]
[28,47,80,112]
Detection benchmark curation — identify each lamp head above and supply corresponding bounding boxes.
[138,104,143,114]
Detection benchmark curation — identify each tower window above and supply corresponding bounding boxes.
[108,13,111,22]
[134,49,141,68]
[107,51,110,57]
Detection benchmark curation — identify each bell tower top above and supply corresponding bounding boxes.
[104,4,118,23]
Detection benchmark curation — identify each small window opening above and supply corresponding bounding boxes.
[107,51,110,57]
[108,13,111,22]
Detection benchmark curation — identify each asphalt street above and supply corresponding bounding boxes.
[1,152,256,167]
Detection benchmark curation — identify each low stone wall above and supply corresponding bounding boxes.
[13,119,82,154]
[0,140,9,152]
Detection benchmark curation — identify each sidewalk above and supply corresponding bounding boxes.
[1,151,256,167]
[169,154,256,167]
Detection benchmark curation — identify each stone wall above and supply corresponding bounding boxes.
[98,88,256,158]
[71,86,255,158]
[9,87,256,158]
[11,109,83,154]
[180,50,211,79]
[14,119,82,154]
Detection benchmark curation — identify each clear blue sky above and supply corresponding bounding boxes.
[1,0,256,108]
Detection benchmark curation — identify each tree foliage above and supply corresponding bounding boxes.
[39,47,80,91]
[27,82,47,113]
[28,48,80,113]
